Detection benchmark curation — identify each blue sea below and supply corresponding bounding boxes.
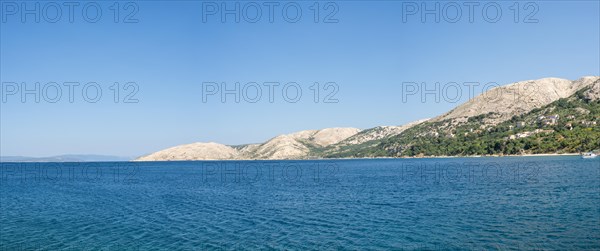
[1,157,599,250]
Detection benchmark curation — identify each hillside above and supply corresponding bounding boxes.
[327,81,600,158]
[135,128,361,160]
[431,76,598,125]
[136,76,599,161]
[238,127,361,159]
[318,119,429,157]
[135,142,238,161]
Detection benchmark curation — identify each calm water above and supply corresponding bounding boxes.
[1,157,599,250]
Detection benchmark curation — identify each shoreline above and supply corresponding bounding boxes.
[1,153,590,163]
[129,152,588,162]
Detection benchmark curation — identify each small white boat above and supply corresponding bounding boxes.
[581,152,597,159]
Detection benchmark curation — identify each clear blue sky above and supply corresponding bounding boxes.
[1,1,599,157]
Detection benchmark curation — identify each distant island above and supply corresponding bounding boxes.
[136,76,600,161]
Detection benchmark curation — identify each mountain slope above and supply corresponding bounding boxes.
[432,76,598,125]
[319,119,429,157]
[135,128,361,160]
[136,76,599,161]
[329,80,600,158]
[241,127,362,159]
[336,119,429,146]
[135,142,239,161]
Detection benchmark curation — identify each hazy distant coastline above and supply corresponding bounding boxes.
[0,155,131,163]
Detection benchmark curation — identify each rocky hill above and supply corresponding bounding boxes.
[135,128,361,160]
[431,76,598,125]
[135,142,239,161]
[237,128,361,159]
[136,76,599,161]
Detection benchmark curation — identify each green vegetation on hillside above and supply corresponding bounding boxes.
[324,88,600,158]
